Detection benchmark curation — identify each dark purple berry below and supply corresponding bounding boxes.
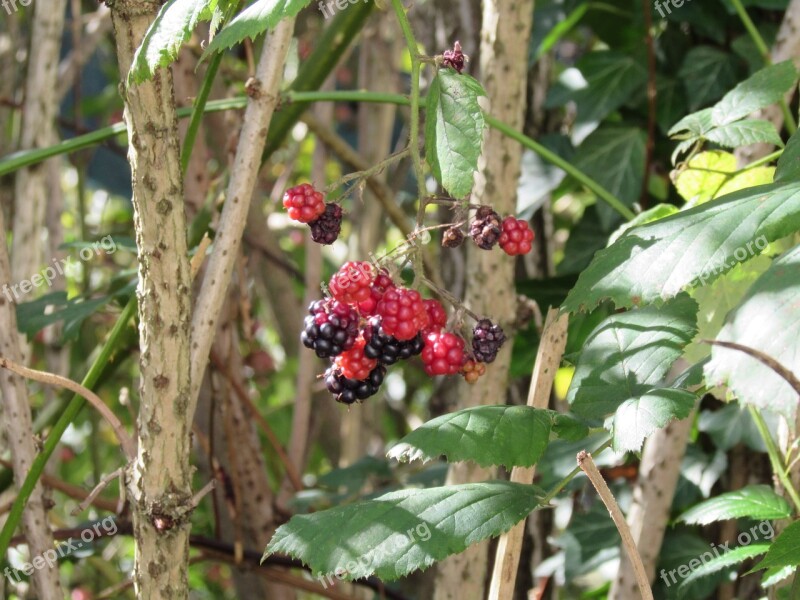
[325,365,386,405]
[470,206,502,250]
[309,203,343,245]
[364,317,424,366]
[301,299,359,359]
[472,318,506,363]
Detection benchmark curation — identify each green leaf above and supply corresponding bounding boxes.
[716,166,776,197]
[674,151,737,205]
[608,203,679,245]
[711,60,798,126]
[566,295,699,419]
[424,70,487,198]
[129,0,218,84]
[705,119,783,149]
[573,126,646,224]
[570,51,647,123]
[677,543,771,592]
[678,485,792,525]
[678,47,738,111]
[610,388,697,452]
[656,77,688,135]
[775,128,800,183]
[387,406,556,469]
[561,181,800,312]
[265,481,544,581]
[201,0,311,61]
[705,243,800,422]
[753,520,800,572]
[670,108,714,138]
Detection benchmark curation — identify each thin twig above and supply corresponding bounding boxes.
[641,0,657,208]
[577,450,654,600]
[189,479,217,509]
[0,356,136,459]
[703,339,800,395]
[72,468,123,515]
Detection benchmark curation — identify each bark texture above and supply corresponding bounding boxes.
[432,0,533,596]
[0,212,62,600]
[107,1,193,597]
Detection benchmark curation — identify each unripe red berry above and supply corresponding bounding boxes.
[283,183,326,223]
[329,261,374,304]
[421,330,466,376]
[499,216,534,256]
[376,287,429,341]
[423,299,447,332]
[334,335,378,381]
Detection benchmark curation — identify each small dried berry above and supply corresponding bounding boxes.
[421,330,466,376]
[461,359,486,384]
[472,318,506,363]
[499,217,534,256]
[283,183,326,223]
[309,203,343,245]
[328,261,374,304]
[300,299,359,358]
[442,226,465,248]
[470,206,502,250]
[442,41,466,74]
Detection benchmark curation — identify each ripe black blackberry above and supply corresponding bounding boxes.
[309,203,343,245]
[300,299,359,358]
[325,365,386,404]
[364,317,424,365]
[470,206,502,250]
[472,318,506,363]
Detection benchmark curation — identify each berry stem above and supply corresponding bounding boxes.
[420,276,481,321]
[325,147,411,196]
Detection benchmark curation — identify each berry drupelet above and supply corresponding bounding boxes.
[283,183,326,223]
[300,299,359,359]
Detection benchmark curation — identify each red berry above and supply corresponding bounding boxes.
[376,287,429,341]
[421,330,466,376]
[335,335,378,381]
[329,261,374,304]
[499,217,534,256]
[283,183,326,223]
[358,269,395,316]
[423,299,447,332]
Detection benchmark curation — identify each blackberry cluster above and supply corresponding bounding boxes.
[364,317,424,365]
[472,318,506,363]
[309,203,343,245]
[325,365,387,405]
[470,206,502,250]
[300,299,359,358]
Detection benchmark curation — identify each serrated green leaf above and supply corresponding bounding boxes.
[711,60,798,126]
[201,0,310,61]
[561,181,800,312]
[424,70,486,198]
[609,204,679,245]
[566,296,699,419]
[753,520,800,572]
[129,0,218,85]
[570,51,647,123]
[705,243,800,422]
[670,108,714,138]
[674,151,736,205]
[387,406,554,469]
[611,388,697,452]
[265,481,544,581]
[775,128,800,183]
[705,119,783,149]
[678,485,791,525]
[573,126,646,225]
[678,47,738,110]
[677,543,771,592]
[552,413,590,442]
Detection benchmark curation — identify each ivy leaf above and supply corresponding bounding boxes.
[561,181,800,312]
[129,0,218,84]
[705,119,783,149]
[678,485,792,525]
[678,47,738,110]
[566,295,699,419]
[265,481,544,581]
[711,60,798,126]
[388,406,563,469]
[201,0,311,61]
[425,70,486,198]
[610,388,697,452]
[752,520,800,573]
[705,243,800,422]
